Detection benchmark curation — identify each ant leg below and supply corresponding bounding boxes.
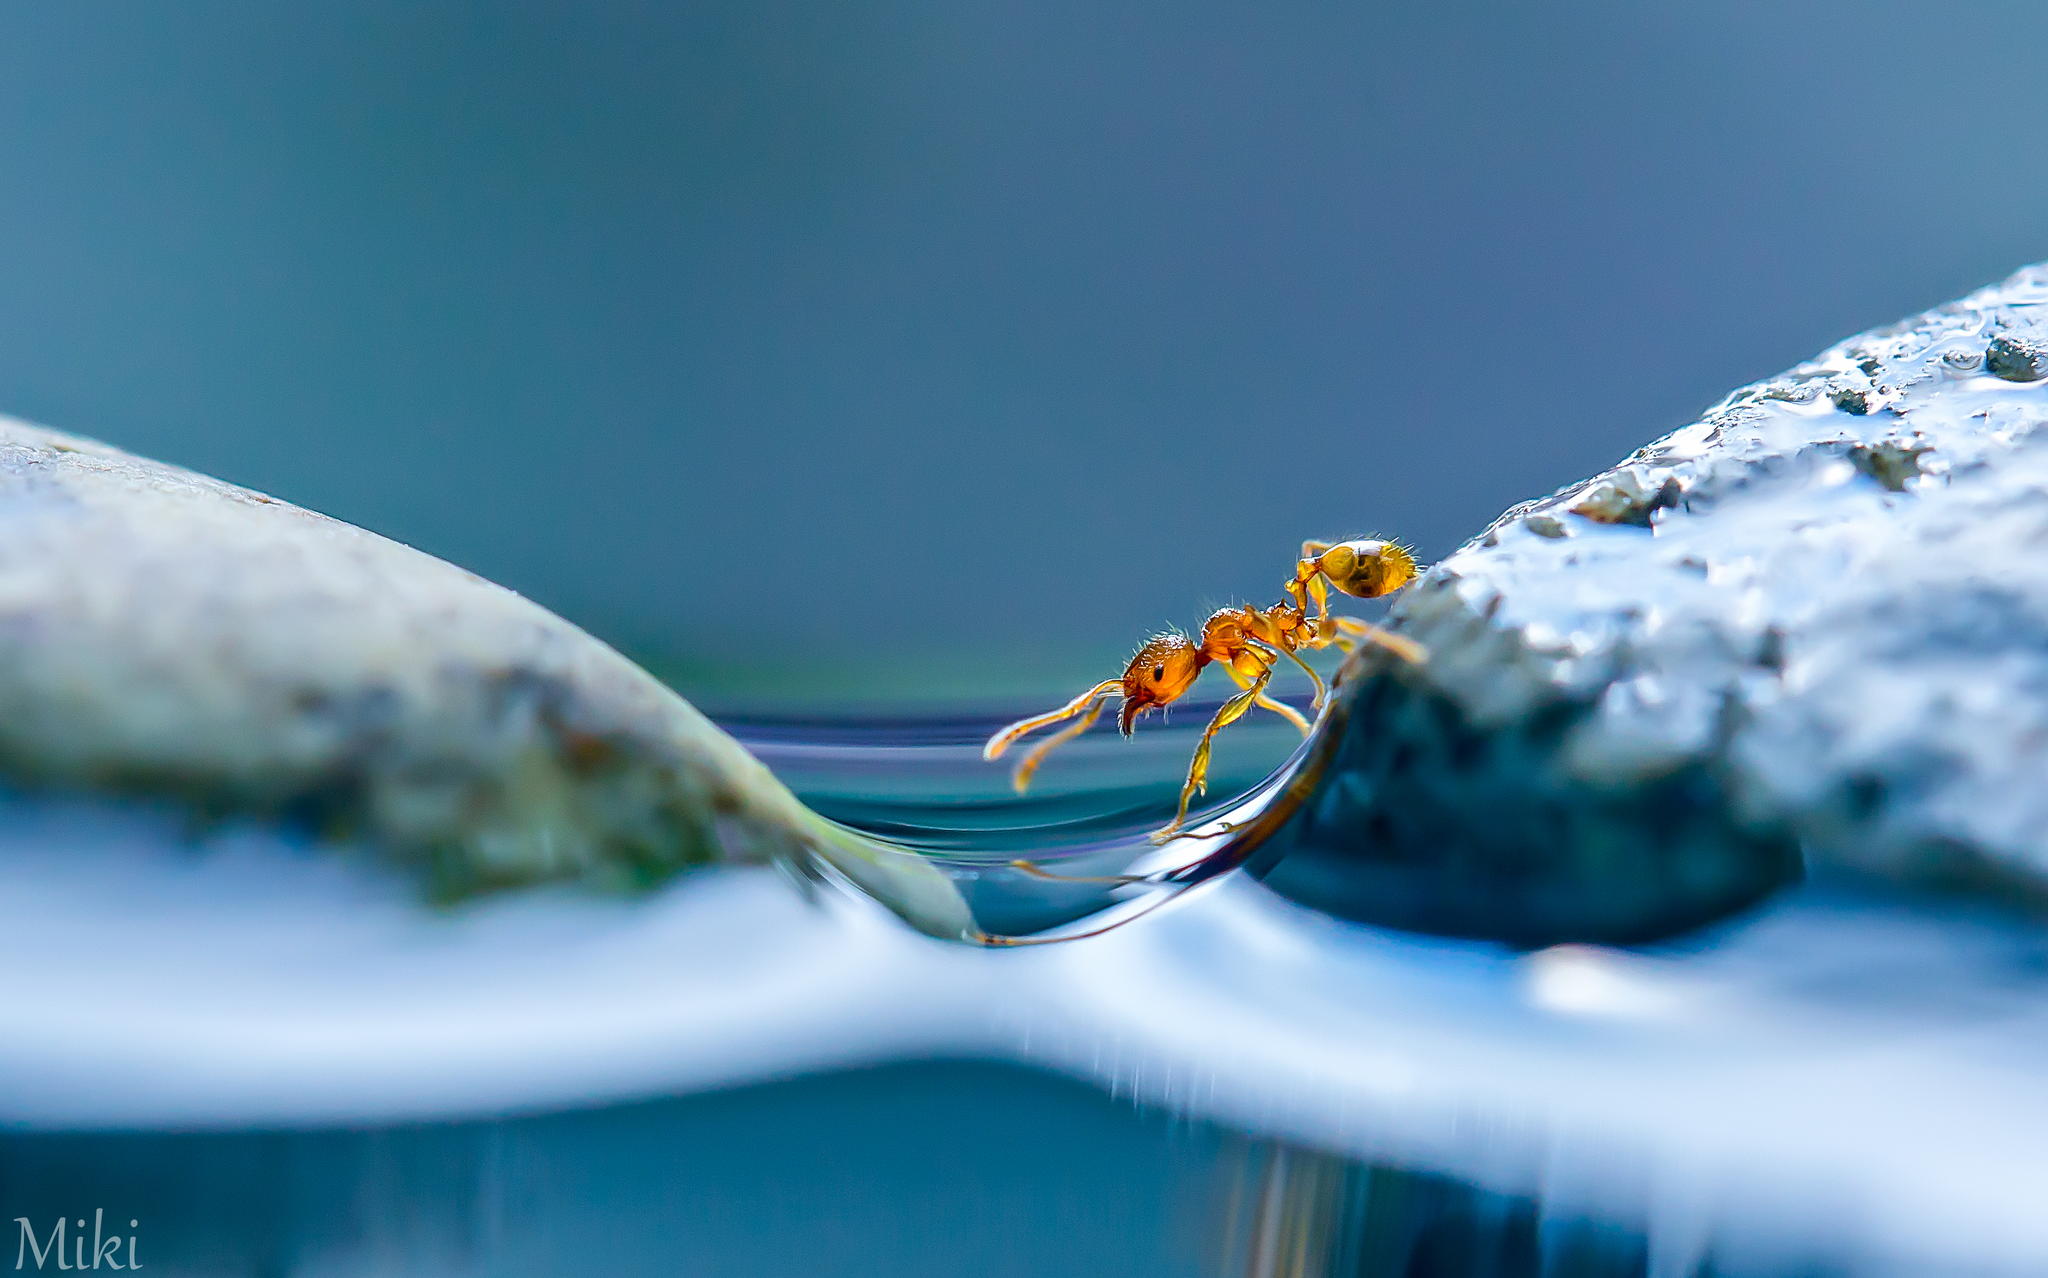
[984,679,1121,791]
[1291,542,1335,620]
[1254,689,1310,734]
[1173,820,1244,840]
[1224,663,1310,736]
[1332,616,1428,663]
[999,683,1119,793]
[1251,636,1327,711]
[1152,663,1272,843]
[1292,648,1328,709]
[973,877,1209,945]
[1005,859,1150,885]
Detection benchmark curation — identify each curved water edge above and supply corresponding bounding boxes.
[13,264,2048,1271]
[8,789,2048,1272]
[722,686,1340,942]
[0,410,1332,945]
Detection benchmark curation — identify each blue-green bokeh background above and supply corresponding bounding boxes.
[5,9,2048,1274]
[2,1,2044,699]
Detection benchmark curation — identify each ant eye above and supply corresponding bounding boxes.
[1152,665,1166,681]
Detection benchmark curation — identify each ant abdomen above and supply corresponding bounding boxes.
[1317,538,1419,599]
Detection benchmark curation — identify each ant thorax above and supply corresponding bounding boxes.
[1208,603,1312,657]
[1195,607,1252,661]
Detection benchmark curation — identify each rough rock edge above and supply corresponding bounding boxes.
[1258,263,2048,944]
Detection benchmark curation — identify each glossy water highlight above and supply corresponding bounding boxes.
[716,678,1335,940]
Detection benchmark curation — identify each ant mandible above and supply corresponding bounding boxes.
[984,538,1426,841]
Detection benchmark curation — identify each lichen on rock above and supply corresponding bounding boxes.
[1258,263,2048,945]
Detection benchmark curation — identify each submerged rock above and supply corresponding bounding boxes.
[0,419,969,937]
[1259,263,2048,945]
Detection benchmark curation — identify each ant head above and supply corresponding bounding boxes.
[1118,633,1203,735]
[1318,538,1419,599]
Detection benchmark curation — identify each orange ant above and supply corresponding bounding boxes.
[984,538,1426,844]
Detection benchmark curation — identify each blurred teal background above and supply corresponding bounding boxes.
[4,10,2048,1274]
[1,1,2045,701]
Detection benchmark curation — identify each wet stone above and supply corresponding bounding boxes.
[1847,438,1934,492]
[1257,262,2048,945]
[1567,470,1682,527]
[1987,327,2047,382]
[0,418,972,936]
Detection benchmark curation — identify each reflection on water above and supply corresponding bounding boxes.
[720,690,1321,939]
[0,1061,1680,1278]
[1220,1144,1666,1278]
[0,1064,1240,1278]
[8,692,2048,1274]
[721,690,1313,849]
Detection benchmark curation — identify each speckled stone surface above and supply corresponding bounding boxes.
[1260,263,2048,945]
[0,418,969,932]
